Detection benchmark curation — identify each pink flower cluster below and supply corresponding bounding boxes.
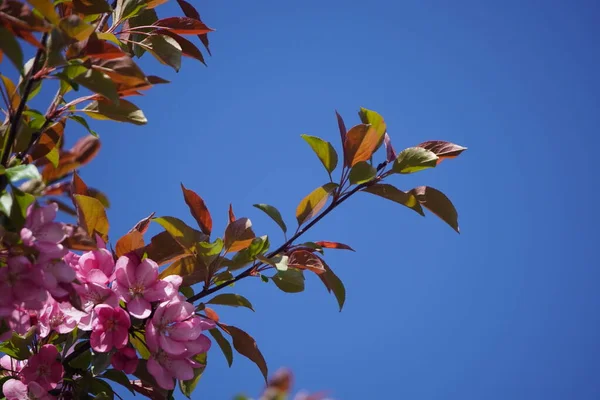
[1,203,214,396]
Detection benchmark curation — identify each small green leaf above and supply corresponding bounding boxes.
[348,161,376,184]
[229,235,269,271]
[209,329,233,367]
[196,238,223,257]
[179,352,206,398]
[301,134,338,175]
[253,203,287,234]
[26,0,60,24]
[207,294,254,311]
[363,183,424,216]
[392,147,438,174]
[59,15,95,41]
[271,268,304,293]
[130,333,150,360]
[69,115,98,137]
[358,107,386,147]
[152,216,206,250]
[91,350,112,375]
[139,34,182,72]
[83,99,147,125]
[0,26,24,73]
[11,187,35,225]
[73,69,119,103]
[70,348,92,369]
[295,183,338,226]
[179,286,194,298]
[258,254,288,272]
[5,164,42,183]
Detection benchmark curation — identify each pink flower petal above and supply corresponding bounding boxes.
[2,379,27,400]
[91,330,112,353]
[127,297,151,319]
[159,335,186,356]
[147,357,175,390]
[136,259,158,287]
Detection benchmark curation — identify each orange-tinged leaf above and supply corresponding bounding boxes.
[115,230,144,257]
[158,254,206,286]
[288,250,325,275]
[204,307,219,322]
[220,324,268,381]
[73,194,109,241]
[228,204,235,224]
[41,181,70,196]
[180,183,212,235]
[363,183,424,216]
[410,186,460,233]
[314,241,355,251]
[224,218,255,253]
[343,124,383,167]
[71,171,88,196]
[71,135,101,166]
[152,17,213,35]
[29,119,65,164]
[63,224,97,251]
[317,256,345,311]
[295,183,338,226]
[1,75,20,110]
[143,231,187,266]
[129,212,155,234]
[416,140,467,164]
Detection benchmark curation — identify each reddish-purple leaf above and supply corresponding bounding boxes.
[410,186,460,233]
[129,212,155,235]
[316,256,345,311]
[152,17,213,35]
[71,171,88,196]
[115,230,144,257]
[335,110,347,163]
[288,250,326,275]
[314,241,355,251]
[143,231,187,266]
[384,133,396,162]
[224,217,255,253]
[228,204,235,224]
[219,324,268,381]
[416,140,467,164]
[153,29,205,65]
[175,0,211,54]
[181,183,212,235]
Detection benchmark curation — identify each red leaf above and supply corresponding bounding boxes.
[152,17,213,35]
[115,230,144,257]
[343,124,382,167]
[71,171,88,196]
[219,324,268,381]
[175,0,211,54]
[152,29,205,65]
[314,241,355,251]
[335,110,347,164]
[129,212,155,235]
[228,203,235,224]
[180,183,212,235]
[204,307,219,322]
[410,186,460,233]
[416,140,467,164]
[288,250,326,275]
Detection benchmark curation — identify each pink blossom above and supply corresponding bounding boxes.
[76,248,115,285]
[38,298,78,337]
[38,260,76,300]
[113,255,177,319]
[0,257,47,309]
[111,347,139,374]
[145,296,215,356]
[90,305,131,352]
[0,305,33,340]
[20,203,66,261]
[0,355,26,374]
[69,281,119,331]
[21,344,63,390]
[2,380,54,400]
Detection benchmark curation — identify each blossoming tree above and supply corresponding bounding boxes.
[0,0,467,398]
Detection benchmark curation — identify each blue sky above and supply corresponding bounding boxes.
[72,0,600,398]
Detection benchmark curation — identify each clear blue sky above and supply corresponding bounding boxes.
[73,0,600,398]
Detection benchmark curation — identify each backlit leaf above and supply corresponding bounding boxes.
[115,230,144,257]
[416,140,467,164]
[73,0,112,15]
[272,268,304,293]
[143,231,187,265]
[383,133,396,162]
[71,171,88,195]
[74,194,109,241]
[207,294,254,311]
[139,34,182,72]
[152,216,206,250]
[288,250,325,275]
[101,370,134,395]
[295,183,338,226]
[181,183,212,235]
[209,329,233,367]
[5,164,41,183]
[159,255,207,286]
[220,324,268,381]
[0,26,23,72]
[392,147,438,174]
[318,257,345,311]
[73,69,119,103]
[26,0,60,24]
[362,183,424,216]
[358,107,386,150]
[300,134,338,175]
[253,203,286,234]
[335,110,347,150]
[314,241,355,251]
[410,186,460,233]
[83,99,147,125]
[348,161,376,184]
[152,17,213,34]
[59,15,95,41]
[344,124,383,167]
[175,0,211,54]
[29,119,65,164]
[224,218,255,253]
[228,204,235,224]
[179,352,206,398]
[153,29,206,65]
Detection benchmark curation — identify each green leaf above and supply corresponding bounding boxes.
[196,238,223,257]
[229,235,270,271]
[392,147,438,174]
[258,254,288,272]
[0,191,12,216]
[318,258,346,311]
[69,115,98,137]
[74,194,109,241]
[179,286,194,298]
[26,0,60,24]
[83,99,147,125]
[11,187,35,225]
[410,186,460,233]
[213,270,233,286]
[153,216,206,250]
[362,183,424,216]
[130,333,150,360]
[221,325,267,381]
[207,294,254,311]
[358,107,386,150]
[253,203,287,234]
[0,328,35,360]
[115,0,147,21]
[295,183,338,226]
[91,350,112,375]
[59,15,95,41]
[348,161,376,184]
[0,26,24,73]
[159,255,207,287]
[139,34,182,72]
[5,164,42,182]
[272,268,304,293]
[69,348,92,369]
[300,134,338,175]
[179,352,206,398]
[101,369,135,395]
[209,328,233,367]
[73,69,119,103]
